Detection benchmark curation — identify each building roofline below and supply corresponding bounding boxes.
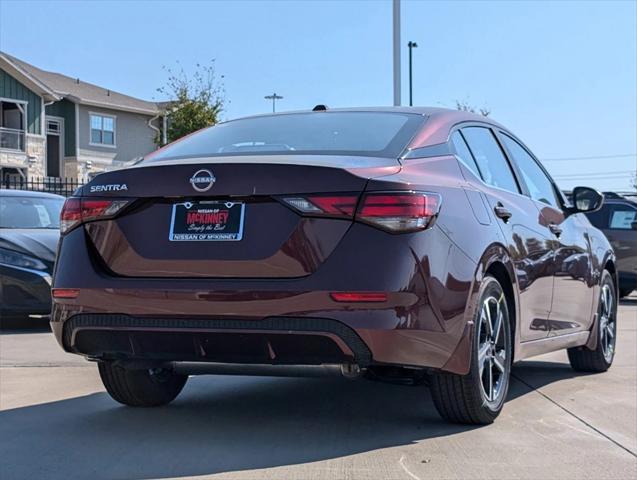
[1,51,160,115]
[0,53,61,102]
[65,95,159,115]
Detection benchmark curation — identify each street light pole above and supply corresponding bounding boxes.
[392,0,401,106]
[264,93,283,113]
[407,41,418,106]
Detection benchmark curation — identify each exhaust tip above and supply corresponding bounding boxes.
[340,363,361,379]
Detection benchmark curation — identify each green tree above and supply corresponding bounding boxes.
[157,61,225,145]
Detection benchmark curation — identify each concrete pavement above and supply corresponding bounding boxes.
[1,300,636,480]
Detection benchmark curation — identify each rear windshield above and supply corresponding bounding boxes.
[147,112,424,161]
[0,196,64,229]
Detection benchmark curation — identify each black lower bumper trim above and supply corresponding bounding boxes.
[62,314,372,366]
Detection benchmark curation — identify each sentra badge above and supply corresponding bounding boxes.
[90,184,128,193]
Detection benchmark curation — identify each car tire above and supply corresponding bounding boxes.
[568,270,617,373]
[98,361,188,407]
[430,275,512,425]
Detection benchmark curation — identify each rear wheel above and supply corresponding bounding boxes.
[568,270,617,373]
[430,276,512,424]
[98,361,188,407]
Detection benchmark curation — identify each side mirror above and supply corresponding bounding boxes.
[571,186,604,214]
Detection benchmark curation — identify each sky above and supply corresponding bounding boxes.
[1,0,635,192]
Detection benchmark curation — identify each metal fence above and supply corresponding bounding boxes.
[2,177,84,197]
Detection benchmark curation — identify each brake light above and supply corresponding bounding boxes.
[281,191,441,233]
[60,197,129,234]
[59,198,82,233]
[357,192,441,232]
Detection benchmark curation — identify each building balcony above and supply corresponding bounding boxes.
[0,127,25,152]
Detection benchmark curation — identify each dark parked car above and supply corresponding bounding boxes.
[0,189,63,324]
[51,108,616,424]
[585,197,637,297]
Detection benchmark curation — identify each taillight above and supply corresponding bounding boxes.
[357,192,441,232]
[281,191,441,233]
[59,198,82,233]
[60,197,129,234]
[281,195,358,217]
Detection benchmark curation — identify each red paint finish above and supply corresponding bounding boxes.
[51,107,614,377]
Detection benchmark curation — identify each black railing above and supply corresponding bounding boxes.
[2,177,84,197]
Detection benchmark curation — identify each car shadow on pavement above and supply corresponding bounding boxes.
[510,360,595,399]
[0,360,593,480]
[0,321,51,332]
[0,374,473,480]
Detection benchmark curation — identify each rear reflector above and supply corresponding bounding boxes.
[281,191,441,233]
[330,292,387,302]
[52,288,79,299]
[60,197,129,234]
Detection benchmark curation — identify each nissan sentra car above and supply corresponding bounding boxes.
[51,107,616,424]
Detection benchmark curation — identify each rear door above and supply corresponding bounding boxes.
[498,132,595,336]
[456,126,555,341]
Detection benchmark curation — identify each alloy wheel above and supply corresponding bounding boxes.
[477,295,508,404]
[599,284,616,363]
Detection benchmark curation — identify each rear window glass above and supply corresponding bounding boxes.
[450,131,482,178]
[0,196,64,229]
[461,127,520,194]
[147,112,424,161]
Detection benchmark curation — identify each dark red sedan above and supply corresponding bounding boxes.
[51,107,616,424]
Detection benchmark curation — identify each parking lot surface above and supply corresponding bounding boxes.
[1,300,636,480]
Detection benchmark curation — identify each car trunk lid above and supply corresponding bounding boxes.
[80,155,400,279]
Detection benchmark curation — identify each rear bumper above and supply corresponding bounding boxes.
[52,294,473,373]
[53,310,472,373]
[0,263,52,318]
[51,224,478,374]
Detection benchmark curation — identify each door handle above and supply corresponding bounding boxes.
[549,223,562,237]
[494,204,512,222]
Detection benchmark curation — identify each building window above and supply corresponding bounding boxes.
[90,114,115,146]
[47,120,61,135]
[0,100,27,151]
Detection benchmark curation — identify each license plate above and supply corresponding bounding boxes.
[169,201,245,241]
